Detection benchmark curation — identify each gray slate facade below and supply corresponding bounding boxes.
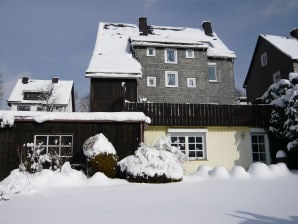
[134,47,235,104]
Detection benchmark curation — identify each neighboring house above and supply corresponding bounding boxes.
[86,18,236,112]
[243,29,298,102]
[8,77,75,112]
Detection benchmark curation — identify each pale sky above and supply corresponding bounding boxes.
[0,0,297,109]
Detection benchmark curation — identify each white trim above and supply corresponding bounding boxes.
[250,133,271,164]
[250,128,266,133]
[165,48,177,64]
[147,76,156,87]
[168,128,208,133]
[147,47,156,56]
[85,73,142,79]
[187,78,196,88]
[261,52,268,67]
[165,71,178,87]
[186,49,195,58]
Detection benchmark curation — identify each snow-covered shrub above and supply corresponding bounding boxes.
[0,113,15,128]
[118,136,185,183]
[83,133,118,178]
[18,143,61,173]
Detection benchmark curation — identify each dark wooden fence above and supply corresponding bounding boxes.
[124,103,272,127]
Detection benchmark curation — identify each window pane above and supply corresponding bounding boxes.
[61,136,72,146]
[48,147,59,156]
[196,137,202,143]
[49,136,60,145]
[189,144,195,150]
[189,151,195,158]
[168,73,176,86]
[189,137,195,143]
[178,137,185,143]
[36,136,47,146]
[208,66,216,81]
[196,151,203,158]
[61,147,72,157]
[251,136,258,143]
[167,49,175,62]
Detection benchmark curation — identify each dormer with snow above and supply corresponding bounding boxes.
[86,18,236,112]
[8,77,75,112]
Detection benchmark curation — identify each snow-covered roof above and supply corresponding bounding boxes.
[8,78,74,105]
[0,110,151,124]
[86,21,236,78]
[131,25,236,58]
[86,23,142,78]
[261,34,298,59]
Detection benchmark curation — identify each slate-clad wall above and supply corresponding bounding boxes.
[134,46,236,104]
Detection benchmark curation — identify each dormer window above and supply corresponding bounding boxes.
[165,49,177,63]
[186,49,194,58]
[147,47,155,56]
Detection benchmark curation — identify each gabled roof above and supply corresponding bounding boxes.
[8,78,74,105]
[261,34,298,59]
[86,21,236,78]
[243,34,298,87]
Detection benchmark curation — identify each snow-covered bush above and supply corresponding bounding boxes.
[83,133,118,178]
[118,136,185,183]
[0,113,15,128]
[18,143,61,173]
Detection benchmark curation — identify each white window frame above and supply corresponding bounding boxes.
[165,71,178,87]
[187,78,196,88]
[250,128,270,164]
[186,49,195,58]
[168,128,208,160]
[208,62,217,82]
[17,105,31,111]
[273,71,281,83]
[261,52,268,67]
[34,134,73,158]
[147,47,155,56]
[147,76,156,87]
[165,48,177,63]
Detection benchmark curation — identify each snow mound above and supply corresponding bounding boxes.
[119,144,184,180]
[209,166,230,179]
[230,166,250,179]
[0,113,15,128]
[83,133,116,158]
[194,165,213,177]
[248,162,272,178]
[269,163,290,176]
[276,150,287,158]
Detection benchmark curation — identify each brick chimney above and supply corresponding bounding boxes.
[52,77,59,84]
[139,17,151,35]
[22,77,29,84]
[290,28,298,40]
[202,21,213,36]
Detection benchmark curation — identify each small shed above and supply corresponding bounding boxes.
[0,111,150,180]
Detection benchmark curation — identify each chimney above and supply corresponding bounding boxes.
[52,77,59,84]
[202,21,213,36]
[290,28,298,40]
[22,77,29,84]
[139,17,150,35]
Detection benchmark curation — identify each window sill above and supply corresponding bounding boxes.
[209,80,218,83]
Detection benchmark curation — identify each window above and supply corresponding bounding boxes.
[17,105,31,111]
[34,135,73,158]
[250,132,269,164]
[23,92,44,100]
[273,71,281,83]
[147,76,156,87]
[261,52,268,67]
[187,78,196,88]
[165,49,177,63]
[165,71,178,87]
[186,49,194,58]
[147,48,155,56]
[208,63,217,82]
[169,129,207,160]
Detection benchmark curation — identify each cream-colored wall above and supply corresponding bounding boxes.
[144,126,252,174]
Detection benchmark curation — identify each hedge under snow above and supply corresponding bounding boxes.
[83,133,116,158]
[118,136,185,180]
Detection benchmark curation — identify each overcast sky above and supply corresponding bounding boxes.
[0,0,297,109]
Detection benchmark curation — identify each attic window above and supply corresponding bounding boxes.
[165,49,177,63]
[208,63,217,82]
[23,92,44,100]
[261,52,268,67]
[186,49,194,58]
[147,48,155,56]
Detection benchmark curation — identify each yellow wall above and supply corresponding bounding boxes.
[144,126,252,174]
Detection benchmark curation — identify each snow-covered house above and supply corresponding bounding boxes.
[86,18,236,112]
[7,77,75,112]
[244,29,298,102]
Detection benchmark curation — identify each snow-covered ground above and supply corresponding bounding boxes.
[1,162,298,224]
